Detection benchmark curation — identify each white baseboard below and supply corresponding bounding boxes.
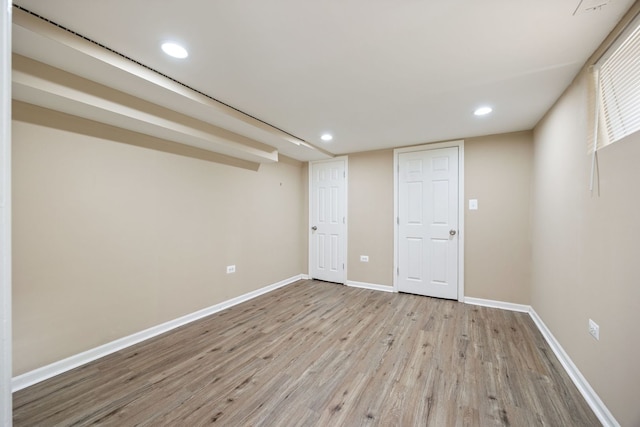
[346,280,395,293]
[463,296,530,313]
[12,280,620,426]
[529,308,619,427]
[464,296,618,426]
[12,274,305,392]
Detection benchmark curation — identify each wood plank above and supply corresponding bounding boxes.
[13,280,601,426]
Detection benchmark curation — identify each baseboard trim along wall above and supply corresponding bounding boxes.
[346,280,395,293]
[11,281,620,426]
[463,296,530,313]
[528,308,620,427]
[12,274,306,392]
[464,296,618,427]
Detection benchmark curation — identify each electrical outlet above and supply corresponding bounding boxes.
[226,265,236,274]
[360,255,369,262]
[588,319,599,340]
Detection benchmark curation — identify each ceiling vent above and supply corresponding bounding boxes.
[573,0,612,15]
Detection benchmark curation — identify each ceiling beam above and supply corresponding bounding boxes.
[12,7,327,154]
[13,54,280,163]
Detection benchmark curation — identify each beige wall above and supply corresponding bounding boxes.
[345,135,533,303]
[348,150,394,286]
[14,106,535,379]
[531,71,640,426]
[12,111,306,375]
[464,132,533,304]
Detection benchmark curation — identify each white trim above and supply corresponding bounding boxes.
[529,308,619,427]
[1,0,12,424]
[346,280,395,293]
[393,140,465,301]
[464,298,618,425]
[12,274,305,392]
[11,269,621,427]
[458,143,465,302]
[464,297,530,313]
[308,156,348,284]
[595,12,640,67]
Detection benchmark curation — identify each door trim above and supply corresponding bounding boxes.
[1,0,12,423]
[393,141,464,301]
[308,156,348,284]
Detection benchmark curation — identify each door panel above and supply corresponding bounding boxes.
[407,238,423,280]
[310,159,346,283]
[398,147,458,299]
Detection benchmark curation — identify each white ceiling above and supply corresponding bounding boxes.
[12,0,634,158]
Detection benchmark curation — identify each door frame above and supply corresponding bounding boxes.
[1,0,12,423]
[308,156,348,284]
[393,141,465,301]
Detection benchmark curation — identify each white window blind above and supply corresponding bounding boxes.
[589,15,640,153]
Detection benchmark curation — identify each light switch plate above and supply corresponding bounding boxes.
[589,319,600,340]
[469,199,478,210]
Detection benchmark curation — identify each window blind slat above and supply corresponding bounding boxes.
[588,16,640,153]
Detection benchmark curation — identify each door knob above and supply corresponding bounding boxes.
[449,229,457,236]
[311,226,318,231]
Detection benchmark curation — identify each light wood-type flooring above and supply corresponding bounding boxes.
[13,280,600,426]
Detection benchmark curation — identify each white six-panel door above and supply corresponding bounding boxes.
[310,159,346,284]
[397,147,459,299]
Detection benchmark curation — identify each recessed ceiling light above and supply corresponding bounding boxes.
[474,106,493,116]
[321,134,333,142]
[161,42,188,59]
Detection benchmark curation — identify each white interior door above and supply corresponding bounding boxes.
[310,159,347,284]
[397,147,459,299]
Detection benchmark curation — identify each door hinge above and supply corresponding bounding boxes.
[397,216,399,225]
[397,267,399,275]
[343,263,345,270]
[343,217,345,224]
[343,171,346,178]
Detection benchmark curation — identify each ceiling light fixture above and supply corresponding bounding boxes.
[321,133,333,142]
[474,106,493,116]
[161,42,189,59]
